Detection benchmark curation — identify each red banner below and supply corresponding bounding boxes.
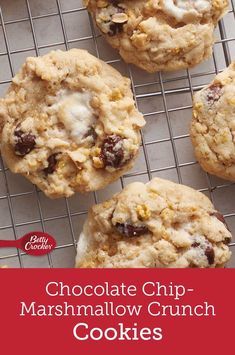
[0,269,234,354]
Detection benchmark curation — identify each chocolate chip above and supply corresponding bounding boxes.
[44,153,59,175]
[109,22,125,36]
[205,246,215,265]
[207,83,223,103]
[210,211,230,230]
[100,135,124,168]
[14,129,23,138]
[192,242,200,248]
[14,130,36,156]
[106,3,127,36]
[115,223,150,237]
[224,237,231,245]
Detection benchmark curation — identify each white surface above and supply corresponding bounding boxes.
[0,0,234,268]
[162,0,211,22]
[53,91,95,144]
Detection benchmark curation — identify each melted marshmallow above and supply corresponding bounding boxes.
[162,0,211,21]
[76,231,89,266]
[57,92,95,144]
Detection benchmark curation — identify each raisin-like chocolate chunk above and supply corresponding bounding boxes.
[205,246,215,265]
[224,237,231,245]
[44,153,59,175]
[206,83,223,103]
[115,222,150,237]
[109,22,125,36]
[192,242,200,248]
[107,3,127,36]
[100,135,124,168]
[14,130,36,156]
[210,211,230,231]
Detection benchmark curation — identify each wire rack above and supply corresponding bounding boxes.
[0,0,234,268]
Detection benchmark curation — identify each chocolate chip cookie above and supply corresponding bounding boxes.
[75,177,232,268]
[0,49,145,198]
[85,0,228,72]
[191,62,235,182]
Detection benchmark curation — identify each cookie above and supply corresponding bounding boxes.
[75,177,232,268]
[85,0,228,72]
[191,62,235,182]
[0,49,145,198]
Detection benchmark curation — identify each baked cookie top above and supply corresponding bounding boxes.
[85,0,228,72]
[76,177,232,268]
[0,49,145,198]
[191,62,235,182]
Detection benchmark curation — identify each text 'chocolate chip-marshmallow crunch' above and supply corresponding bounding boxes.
[76,178,232,268]
[85,0,228,73]
[191,61,235,182]
[0,49,145,198]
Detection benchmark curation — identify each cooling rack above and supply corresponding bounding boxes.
[0,0,234,268]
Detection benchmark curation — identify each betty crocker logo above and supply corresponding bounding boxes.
[0,232,56,256]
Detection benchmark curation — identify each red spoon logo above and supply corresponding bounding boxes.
[0,232,56,256]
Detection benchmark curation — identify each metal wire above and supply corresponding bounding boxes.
[0,0,234,267]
